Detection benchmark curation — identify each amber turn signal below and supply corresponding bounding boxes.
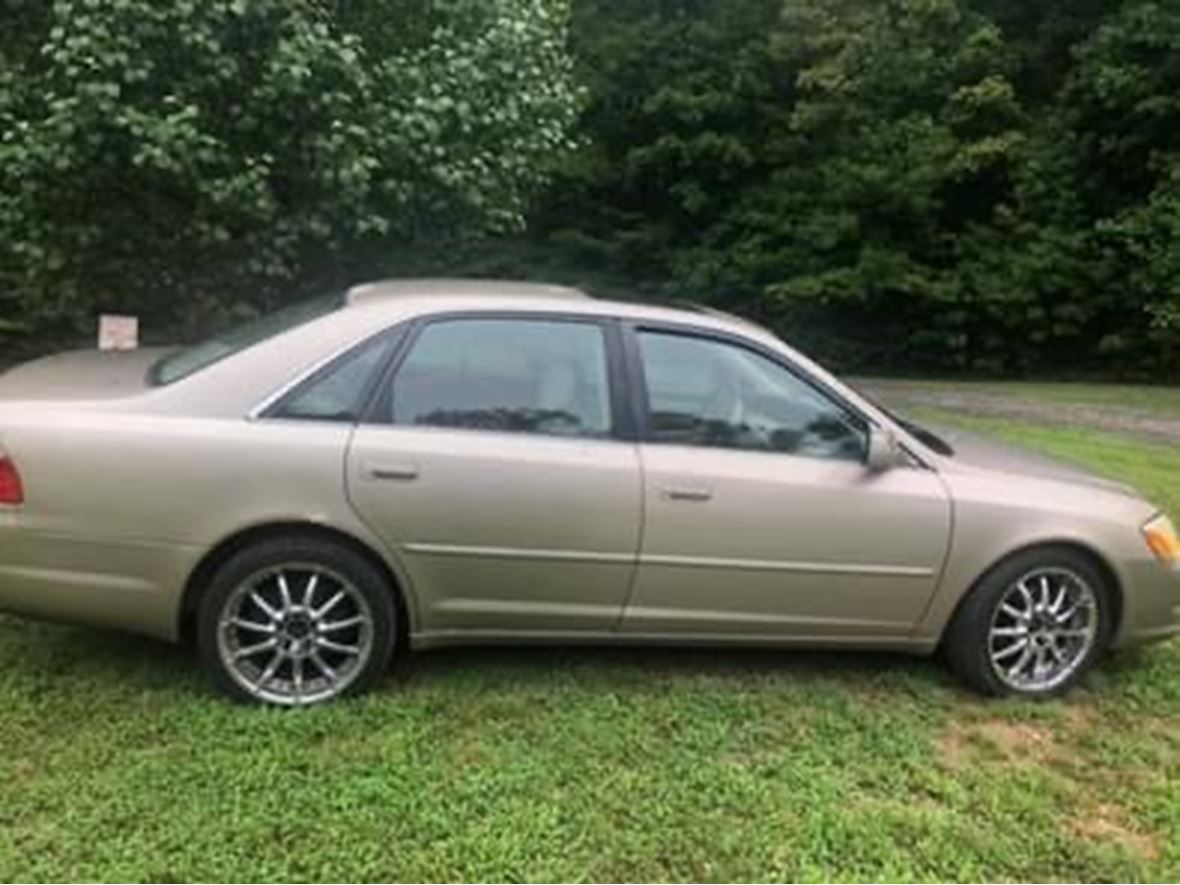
[1143,514,1180,565]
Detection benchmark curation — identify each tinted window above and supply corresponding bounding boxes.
[271,334,393,422]
[638,331,866,460]
[152,292,344,385]
[389,319,612,438]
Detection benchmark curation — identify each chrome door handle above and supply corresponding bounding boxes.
[661,486,713,502]
[366,461,420,482]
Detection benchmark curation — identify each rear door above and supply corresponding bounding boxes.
[346,314,643,637]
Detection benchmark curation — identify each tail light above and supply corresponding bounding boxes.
[0,456,23,505]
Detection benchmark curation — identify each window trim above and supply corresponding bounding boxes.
[622,320,895,464]
[253,323,411,423]
[361,311,639,443]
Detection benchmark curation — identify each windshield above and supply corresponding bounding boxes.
[150,292,345,386]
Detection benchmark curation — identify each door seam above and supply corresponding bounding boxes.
[613,442,647,631]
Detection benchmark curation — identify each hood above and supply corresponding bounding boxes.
[925,424,1140,498]
[0,348,172,401]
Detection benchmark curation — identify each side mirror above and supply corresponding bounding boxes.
[865,426,904,472]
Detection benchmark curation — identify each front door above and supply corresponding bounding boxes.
[621,327,951,639]
[346,315,642,637]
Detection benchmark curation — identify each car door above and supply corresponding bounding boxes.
[346,314,643,637]
[620,325,952,639]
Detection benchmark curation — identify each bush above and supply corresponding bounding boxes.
[0,0,578,355]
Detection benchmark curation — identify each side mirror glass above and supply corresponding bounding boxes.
[866,426,904,472]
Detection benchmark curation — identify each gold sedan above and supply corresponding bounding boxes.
[0,280,1177,705]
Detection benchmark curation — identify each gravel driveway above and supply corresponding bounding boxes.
[857,379,1180,446]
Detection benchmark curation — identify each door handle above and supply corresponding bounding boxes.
[661,486,713,502]
[365,460,420,482]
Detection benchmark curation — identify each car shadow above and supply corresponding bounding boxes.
[2,615,956,699]
[3,615,1152,704]
[394,641,955,696]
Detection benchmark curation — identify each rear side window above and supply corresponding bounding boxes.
[270,333,395,422]
[151,292,344,385]
[383,318,613,438]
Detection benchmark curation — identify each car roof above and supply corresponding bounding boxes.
[343,278,772,340]
[346,279,589,304]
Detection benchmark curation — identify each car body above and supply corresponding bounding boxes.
[0,279,1176,704]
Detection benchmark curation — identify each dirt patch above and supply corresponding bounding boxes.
[939,718,1057,768]
[1067,802,1162,861]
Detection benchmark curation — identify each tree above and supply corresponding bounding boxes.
[0,0,578,352]
[707,0,1026,371]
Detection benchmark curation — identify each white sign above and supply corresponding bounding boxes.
[98,314,139,351]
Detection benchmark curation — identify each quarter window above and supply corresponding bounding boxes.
[388,319,613,438]
[637,331,867,461]
[271,333,395,422]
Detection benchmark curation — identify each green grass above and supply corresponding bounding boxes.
[1,392,1179,881]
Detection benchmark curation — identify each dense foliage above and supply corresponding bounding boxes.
[501,0,1180,377]
[0,0,578,354]
[2,0,1178,377]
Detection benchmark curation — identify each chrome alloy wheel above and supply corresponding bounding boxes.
[217,563,375,706]
[988,567,1098,692]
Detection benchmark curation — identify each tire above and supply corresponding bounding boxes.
[943,546,1113,698]
[197,535,397,706]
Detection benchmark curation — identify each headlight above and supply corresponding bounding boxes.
[1143,514,1180,565]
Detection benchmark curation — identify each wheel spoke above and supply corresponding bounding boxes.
[992,625,1029,638]
[320,615,365,633]
[235,637,279,659]
[1015,581,1033,609]
[1034,644,1052,676]
[292,657,304,699]
[256,652,283,687]
[250,592,282,623]
[316,637,361,656]
[277,572,293,611]
[1039,575,1052,608]
[303,572,320,607]
[992,637,1028,662]
[1000,602,1029,622]
[1051,583,1067,615]
[1007,643,1035,678]
[313,591,346,620]
[232,617,276,634]
[310,651,338,683]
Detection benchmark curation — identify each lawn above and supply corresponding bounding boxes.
[1,385,1178,881]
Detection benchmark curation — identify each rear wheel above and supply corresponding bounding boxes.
[197,536,397,706]
[944,547,1112,697]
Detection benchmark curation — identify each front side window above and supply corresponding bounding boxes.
[387,319,613,438]
[637,331,867,461]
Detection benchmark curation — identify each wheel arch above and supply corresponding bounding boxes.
[939,538,1124,647]
[178,521,412,647]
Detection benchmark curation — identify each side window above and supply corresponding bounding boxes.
[388,319,613,438]
[637,331,867,461]
[270,333,393,422]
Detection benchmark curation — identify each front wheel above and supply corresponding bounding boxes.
[944,547,1112,697]
[197,536,397,706]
